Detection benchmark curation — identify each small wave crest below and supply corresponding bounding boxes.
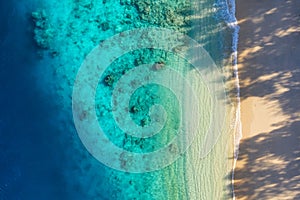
[213,0,241,199]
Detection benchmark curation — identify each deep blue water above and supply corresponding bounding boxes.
[0,0,237,199]
[0,1,71,199]
[0,1,156,199]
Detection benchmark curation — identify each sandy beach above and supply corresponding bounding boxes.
[234,0,300,199]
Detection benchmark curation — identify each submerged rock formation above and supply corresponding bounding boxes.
[31,10,54,49]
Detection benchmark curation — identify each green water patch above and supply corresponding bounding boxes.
[30,0,235,199]
[95,48,198,154]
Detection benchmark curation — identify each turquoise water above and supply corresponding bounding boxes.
[0,0,238,199]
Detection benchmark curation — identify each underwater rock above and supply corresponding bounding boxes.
[134,58,141,66]
[131,0,190,28]
[152,61,165,70]
[120,0,131,6]
[100,22,110,31]
[103,74,115,86]
[125,13,132,19]
[33,29,53,49]
[82,2,93,10]
[50,50,59,58]
[130,106,139,113]
[140,118,150,127]
[31,10,54,49]
[122,20,132,25]
[134,57,146,66]
[31,10,47,21]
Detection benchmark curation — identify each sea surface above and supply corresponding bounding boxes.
[0,0,239,199]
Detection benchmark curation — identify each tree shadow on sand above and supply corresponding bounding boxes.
[232,0,300,199]
[234,121,300,199]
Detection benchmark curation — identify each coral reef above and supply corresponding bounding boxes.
[103,74,115,86]
[31,10,54,49]
[130,0,191,30]
[30,0,201,198]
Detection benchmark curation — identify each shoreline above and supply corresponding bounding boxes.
[218,0,242,198]
[234,0,300,199]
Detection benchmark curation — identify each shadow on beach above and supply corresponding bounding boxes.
[233,0,300,199]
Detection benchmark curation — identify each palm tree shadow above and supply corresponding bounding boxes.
[232,0,300,199]
[234,121,300,199]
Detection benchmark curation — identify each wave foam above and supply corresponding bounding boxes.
[214,0,241,199]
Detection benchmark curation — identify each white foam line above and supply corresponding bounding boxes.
[231,51,242,200]
[222,0,242,199]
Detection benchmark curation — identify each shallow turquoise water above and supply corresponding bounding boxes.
[26,0,237,199]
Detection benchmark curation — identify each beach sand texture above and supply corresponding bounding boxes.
[235,0,300,199]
